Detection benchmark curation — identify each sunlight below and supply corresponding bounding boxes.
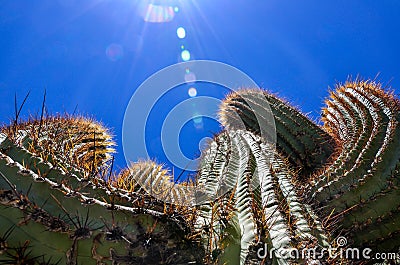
[140,3,177,23]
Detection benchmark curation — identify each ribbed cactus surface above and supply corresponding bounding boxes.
[308,81,400,250]
[2,115,116,176]
[197,80,400,264]
[195,131,329,264]
[219,89,336,178]
[0,117,202,264]
[0,79,399,265]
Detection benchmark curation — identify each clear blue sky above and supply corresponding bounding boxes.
[1,0,399,179]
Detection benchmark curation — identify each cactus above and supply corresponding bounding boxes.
[197,80,400,264]
[308,80,400,250]
[195,131,330,265]
[219,89,336,178]
[2,115,116,177]
[0,117,202,264]
[114,161,196,206]
[0,79,399,264]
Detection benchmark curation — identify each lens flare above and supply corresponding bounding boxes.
[193,115,203,124]
[177,27,186,39]
[193,116,204,130]
[106,43,124,61]
[181,50,191,61]
[142,4,175,23]
[199,137,211,150]
[184,72,196,83]
[188,87,197,97]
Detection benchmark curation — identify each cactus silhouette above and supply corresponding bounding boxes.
[0,79,399,264]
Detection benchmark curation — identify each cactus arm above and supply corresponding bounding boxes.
[311,87,380,202]
[2,116,115,178]
[307,81,400,252]
[264,93,335,169]
[309,92,361,194]
[0,150,164,224]
[315,83,399,209]
[0,141,175,217]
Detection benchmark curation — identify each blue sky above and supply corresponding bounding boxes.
[0,0,399,179]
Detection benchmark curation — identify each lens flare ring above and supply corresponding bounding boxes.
[161,96,221,171]
[122,60,276,205]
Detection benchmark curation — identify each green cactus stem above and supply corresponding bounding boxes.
[0,117,203,265]
[307,80,400,250]
[195,131,329,265]
[0,79,399,265]
[197,79,399,264]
